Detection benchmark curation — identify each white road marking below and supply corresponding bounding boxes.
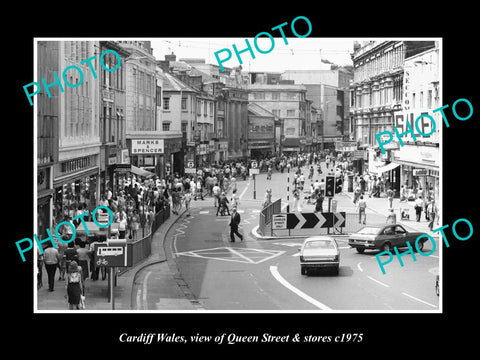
[252,209,260,213]
[199,210,210,214]
[136,289,141,310]
[142,271,152,310]
[357,262,363,272]
[401,292,437,308]
[239,180,250,200]
[228,248,256,263]
[367,275,390,288]
[270,265,332,310]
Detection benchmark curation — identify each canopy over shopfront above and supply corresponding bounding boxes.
[130,165,156,179]
[370,161,400,175]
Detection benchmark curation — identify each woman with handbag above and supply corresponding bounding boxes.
[65,261,85,310]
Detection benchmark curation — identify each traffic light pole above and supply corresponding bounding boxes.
[327,197,332,234]
[253,174,256,200]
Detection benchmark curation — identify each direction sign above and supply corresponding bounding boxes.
[185,167,196,174]
[279,212,346,230]
[272,214,287,230]
[249,168,260,176]
[333,212,346,228]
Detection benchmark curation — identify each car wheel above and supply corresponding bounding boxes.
[381,242,392,252]
[416,240,424,252]
[356,247,365,254]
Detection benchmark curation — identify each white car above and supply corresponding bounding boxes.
[299,236,340,275]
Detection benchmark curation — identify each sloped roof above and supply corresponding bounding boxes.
[162,72,197,92]
[248,102,276,118]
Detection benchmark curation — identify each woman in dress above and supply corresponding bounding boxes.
[65,261,84,310]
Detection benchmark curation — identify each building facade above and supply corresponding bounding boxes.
[37,41,60,241]
[248,103,276,158]
[392,43,441,202]
[350,40,437,196]
[247,83,307,154]
[52,40,102,224]
[99,41,130,195]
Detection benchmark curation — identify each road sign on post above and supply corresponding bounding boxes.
[251,160,258,169]
[93,239,129,267]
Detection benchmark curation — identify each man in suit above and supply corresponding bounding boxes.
[229,207,243,242]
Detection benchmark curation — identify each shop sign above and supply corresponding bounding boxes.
[131,139,164,154]
[413,169,427,176]
[186,141,196,147]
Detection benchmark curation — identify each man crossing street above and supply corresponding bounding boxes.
[229,207,243,242]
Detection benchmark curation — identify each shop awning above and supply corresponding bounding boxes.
[371,162,400,174]
[282,137,300,147]
[131,165,155,178]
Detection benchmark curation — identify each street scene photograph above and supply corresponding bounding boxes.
[33,38,441,312]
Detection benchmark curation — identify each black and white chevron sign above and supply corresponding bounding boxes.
[282,212,346,229]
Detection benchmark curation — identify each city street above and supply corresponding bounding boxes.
[134,163,440,311]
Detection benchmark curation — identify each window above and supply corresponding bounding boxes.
[182,97,187,110]
[254,92,265,100]
[162,122,170,131]
[427,90,432,108]
[163,98,170,110]
[272,92,280,100]
[287,109,295,117]
[204,101,207,114]
[272,109,280,117]
[156,86,162,106]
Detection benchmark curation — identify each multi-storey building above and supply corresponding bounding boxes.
[248,103,277,158]
[99,41,129,195]
[350,40,437,193]
[119,41,183,179]
[52,40,102,223]
[161,71,198,172]
[281,68,353,150]
[37,41,60,240]
[247,83,307,154]
[392,42,441,202]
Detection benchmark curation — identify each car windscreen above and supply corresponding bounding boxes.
[305,240,335,249]
[357,227,382,235]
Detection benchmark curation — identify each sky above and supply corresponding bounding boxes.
[150,38,355,73]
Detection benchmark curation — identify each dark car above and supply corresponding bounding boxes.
[348,224,428,253]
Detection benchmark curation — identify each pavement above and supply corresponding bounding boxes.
[36,193,210,311]
[36,168,436,311]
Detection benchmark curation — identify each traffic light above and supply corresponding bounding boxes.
[325,175,335,197]
[335,176,343,194]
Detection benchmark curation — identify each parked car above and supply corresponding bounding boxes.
[348,224,428,254]
[299,236,340,275]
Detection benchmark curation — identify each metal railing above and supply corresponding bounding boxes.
[120,204,171,274]
[258,198,282,236]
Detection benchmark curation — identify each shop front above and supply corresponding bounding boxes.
[37,165,54,241]
[53,154,100,223]
[393,143,440,201]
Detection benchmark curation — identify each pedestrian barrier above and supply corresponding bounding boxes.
[258,198,282,236]
[119,205,171,274]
